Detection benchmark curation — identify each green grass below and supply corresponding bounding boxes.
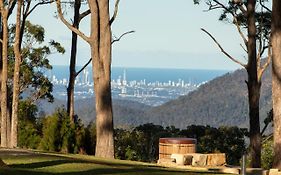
[0,149,228,175]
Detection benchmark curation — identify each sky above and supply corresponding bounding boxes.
[29,0,248,70]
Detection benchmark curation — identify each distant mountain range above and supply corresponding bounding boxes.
[37,66,272,129]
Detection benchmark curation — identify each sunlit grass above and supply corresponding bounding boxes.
[0,149,229,175]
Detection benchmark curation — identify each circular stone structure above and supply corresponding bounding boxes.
[159,138,197,160]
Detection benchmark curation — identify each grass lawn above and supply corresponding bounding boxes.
[0,149,229,175]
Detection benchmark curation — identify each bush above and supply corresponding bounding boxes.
[39,113,61,151]
[39,108,75,153]
[261,137,273,170]
[18,121,41,149]
[18,100,41,149]
[84,121,96,155]
[73,118,86,154]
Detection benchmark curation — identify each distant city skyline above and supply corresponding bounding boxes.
[29,0,246,70]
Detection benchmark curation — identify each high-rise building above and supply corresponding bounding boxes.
[122,69,127,86]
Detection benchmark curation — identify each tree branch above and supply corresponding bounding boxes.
[207,0,248,47]
[76,58,92,77]
[7,0,16,18]
[110,0,120,25]
[79,9,90,22]
[259,0,271,13]
[201,28,246,68]
[26,0,54,17]
[111,30,135,44]
[257,31,263,70]
[233,17,248,47]
[23,0,31,17]
[258,42,271,81]
[236,3,247,16]
[55,0,90,43]
[240,44,247,53]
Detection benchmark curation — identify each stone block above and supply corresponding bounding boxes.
[184,155,193,165]
[171,154,193,165]
[206,153,226,166]
[269,169,281,175]
[191,153,207,166]
[247,168,268,175]
[171,154,185,165]
[157,158,176,166]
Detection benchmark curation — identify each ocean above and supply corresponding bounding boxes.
[49,65,230,85]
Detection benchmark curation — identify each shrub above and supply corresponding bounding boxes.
[261,137,273,170]
[18,100,41,149]
[84,121,96,155]
[39,108,75,153]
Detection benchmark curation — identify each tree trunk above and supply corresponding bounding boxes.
[272,0,281,169]
[247,80,261,168]
[67,0,81,122]
[0,15,2,142]
[246,0,261,168]
[56,0,115,158]
[90,0,114,158]
[11,0,22,148]
[0,9,8,148]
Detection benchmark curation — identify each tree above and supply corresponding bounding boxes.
[67,0,80,122]
[8,20,64,148]
[55,0,121,158]
[200,0,271,168]
[0,0,58,148]
[11,0,23,148]
[65,0,132,123]
[271,0,281,169]
[11,0,57,148]
[0,0,12,148]
[66,0,90,122]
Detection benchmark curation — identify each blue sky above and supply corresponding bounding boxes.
[30,0,246,70]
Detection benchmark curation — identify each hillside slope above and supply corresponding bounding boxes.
[144,67,272,128]
[37,98,151,127]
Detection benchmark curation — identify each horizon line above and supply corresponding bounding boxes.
[51,65,236,72]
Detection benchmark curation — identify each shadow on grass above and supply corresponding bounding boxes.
[2,166,218,175]
[10,159,88,169]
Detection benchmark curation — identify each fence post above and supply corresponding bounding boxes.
[241,154,246,175]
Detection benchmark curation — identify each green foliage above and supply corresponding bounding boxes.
[116,123,168,162]
[18,121,41,149]
[18,100,41,149]
[8,21,65,103]
[49,40,65,54]
[24,21,45,43]
[261,137,273,170]
[39,111,61,151]
[84,121,96,155]
[217,126,246,165]
[114,124,246,164]
[39,108,75,152]
[73,118,86,154]
[133,123,174,162]
[114,128,144,161]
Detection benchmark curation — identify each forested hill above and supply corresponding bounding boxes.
[37,66,272,129]
[37,98,151,128]
[144,66,272,128]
